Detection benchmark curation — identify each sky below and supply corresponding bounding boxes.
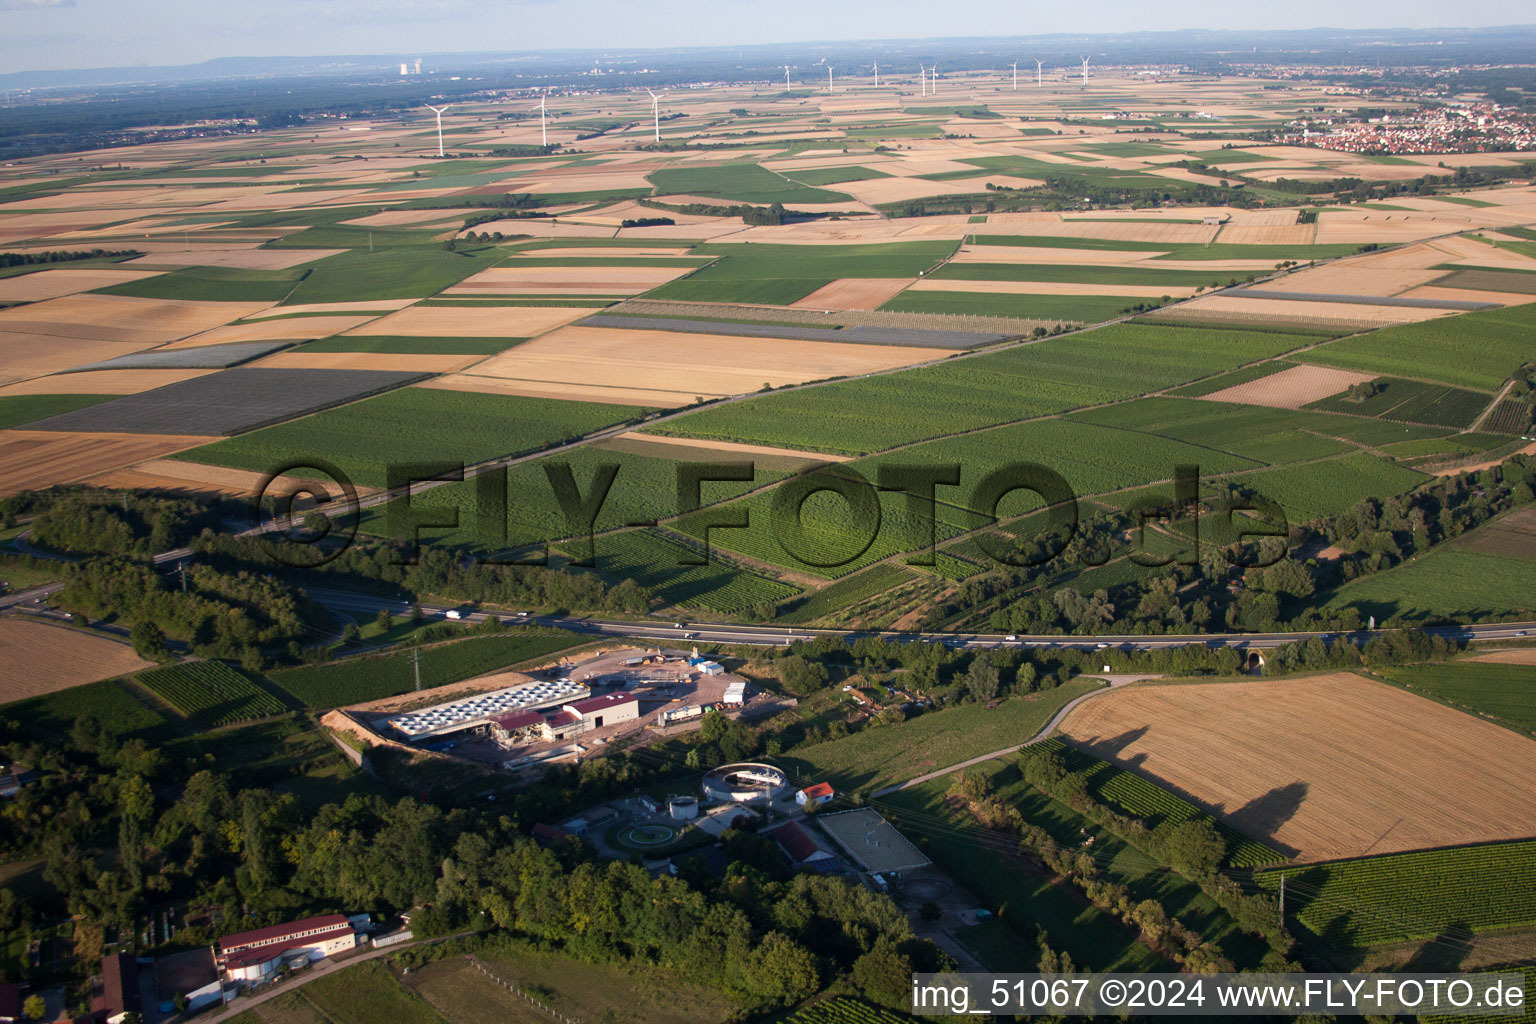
[0,0,1533,74]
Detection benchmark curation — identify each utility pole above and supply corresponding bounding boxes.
[1278,875,1285,920]
[413,647,422,691]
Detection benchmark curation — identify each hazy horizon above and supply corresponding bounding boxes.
[2,0,1535,75]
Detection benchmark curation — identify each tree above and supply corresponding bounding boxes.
[22,995,46,1021]
[376,608,394,631]
[965,657,999,702]
[778,655,828,695]
[130,620,166,659]
[341,622,362,646]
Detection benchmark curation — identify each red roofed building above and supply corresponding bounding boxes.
[768,822,835,868]
[90,953,140,1024]
[566,692,638,729]
[216,913,357,983]
[489,710,545,746]
[796,782,835,808]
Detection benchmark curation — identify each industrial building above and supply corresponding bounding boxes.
[215,913,358,983]
[490,692,639,746]
[386,677,586,743]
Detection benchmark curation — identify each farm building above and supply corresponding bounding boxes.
[215,913,359,983]
[386,677,586,743]
[818,809,931,875]
[90,953,141,1024]
[796,782,835,808]
[768,821,837,869]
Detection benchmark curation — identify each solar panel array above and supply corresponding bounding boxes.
[388,678,586,739]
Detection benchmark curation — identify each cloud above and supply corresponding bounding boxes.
[0,0,75,9]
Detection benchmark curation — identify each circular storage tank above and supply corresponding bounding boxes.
[700,762,788,805]
[668,795,699,820]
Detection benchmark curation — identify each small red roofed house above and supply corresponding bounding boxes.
[795,782,835,808]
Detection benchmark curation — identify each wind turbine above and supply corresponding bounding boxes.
[871,60,880,87]
[1036,58,1044,87]
[646,88,660,142]
[538,89,547,148]
[827,65,834,92]
[784,64,792,89]
[931,64,938,94]
[1010,61,1018,90]
[424,103,451,157]
[1081,55,1090,87]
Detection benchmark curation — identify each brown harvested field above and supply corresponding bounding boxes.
[249,350,479,373]
[347,305,586,338]
[0,429,211,497]
[1398,285,1535,307]
[0,334,156,384]
[1465,649,1536,666]
[1313,211,1473,246]
[1058,672,1536,861]
[908,278,1200,298]
[1247,266,1448,298]
[949,245,1170,265]
[609,430,851,462]
[450,324,950,398]
[0,619,153,701]
[0,267,166,302]
[790,277,915,310]
[87,458,382,500]
[1213,223,1316,246]
[1200,364,1377,409]
[442,264,693,296]
[419,376,701,406]
[0,368,214,396]
[837,174,1024,205]
[163,315,381,347]
[515,246,695,258]
[123,248,343,270]
[1173,294,1453,328]
[0,293,270,343]
[245,299,417,318]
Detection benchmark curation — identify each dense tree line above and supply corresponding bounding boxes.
[28,490,219,557]
[0,248,139,269]
[0,708,944,1014]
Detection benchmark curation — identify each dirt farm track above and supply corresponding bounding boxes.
[1058,672,1536,862]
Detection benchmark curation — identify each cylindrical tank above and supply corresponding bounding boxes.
[668,795,699,820]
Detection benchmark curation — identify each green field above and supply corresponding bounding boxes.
[930,262,1234,287]
[645,240,956,305]
[783,166,893,186]
[645,162,854,205]
[1301,304,1536,391]
[879,289,1152,323]
[782,998,914,1024]
[280,244,509,304]
[0,393,112,430]
[579,528,800,614]
[649,323,1311,455]
[1303,375,1493,429]
[776,564,919,624]
[0,677,168,740]
[175,389,650,489]
[1374,661,1536,737]
[781,680,1102,793]
[226,960,443,1024]
[1255,840,1536,946]
[265,629,592,709]
[967,233,1364,261]
[95,265,309,302]
[1324,547,1536,623]
[136,660,288,727]
[1233,453,1428,523]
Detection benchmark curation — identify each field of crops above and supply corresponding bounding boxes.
[0,678,168,740]
[281,243,509,304]
[967,233,1364,261]
[931,261,1234,287]
[266,629,591,709]
[649,323,1312,455]
[579,528,799,614]
[1375,661,1536,737]
[96,265,308,302]
[1037,738,1285,867]
[880,289,1151,324]
[1254,840,1536,946]
[645,241,955,305]
[783,165,893,186]
[176,388,650,489]
[0,394,111,430]
[776,564,918,624]
[1304,376,1493,429]
[1324,548,1536,623]
[646,162,854,204]
[1301,303,1536,391]
[1232,453,1428,524]
[137,661,287,727]
[782,999,914,1024]
[300,336,517,354]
